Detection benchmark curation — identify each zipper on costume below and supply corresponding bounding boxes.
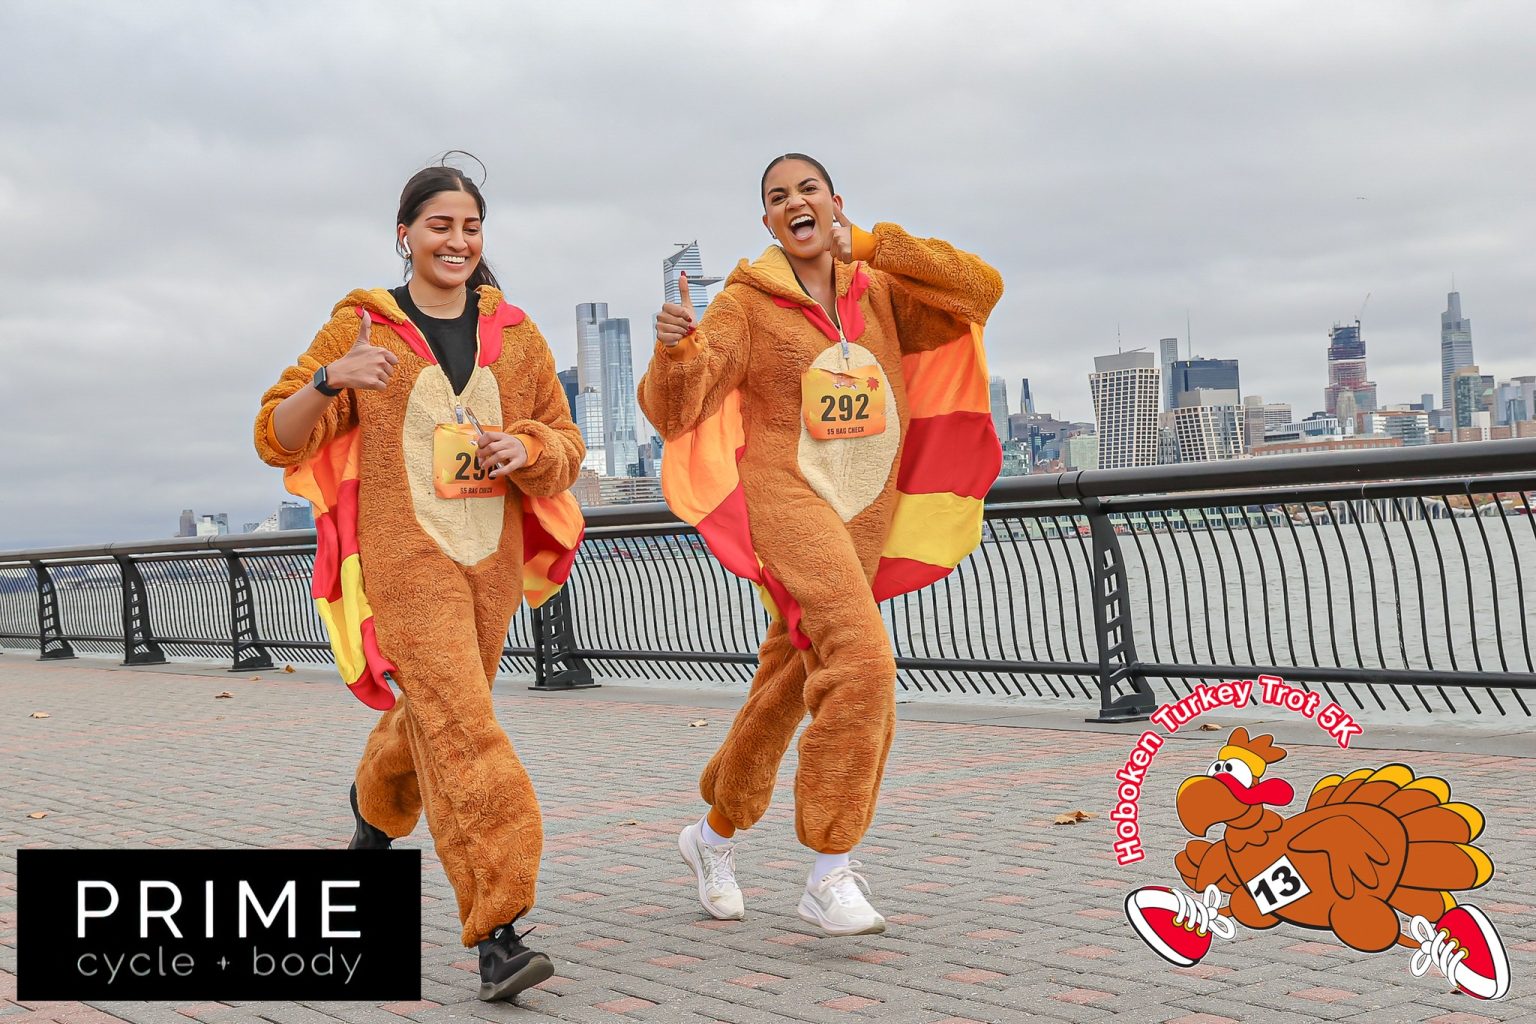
[789,257,850,366]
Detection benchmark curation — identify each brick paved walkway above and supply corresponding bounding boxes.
[3,658,1534,1022]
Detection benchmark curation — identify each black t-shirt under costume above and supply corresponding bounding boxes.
[391,286,478,394]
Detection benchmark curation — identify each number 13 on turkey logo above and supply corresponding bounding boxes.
[1246,855,1311,914]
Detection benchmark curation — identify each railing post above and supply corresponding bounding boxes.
[226,552,274,672]
[1083,497,1155,722]
[116,556,166,666]
[33,562,75,661]
[529,585,596,691]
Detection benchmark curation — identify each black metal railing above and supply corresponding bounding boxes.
[3,438,1534,720]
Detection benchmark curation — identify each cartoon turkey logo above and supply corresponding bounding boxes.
[1124,728,1510,1001]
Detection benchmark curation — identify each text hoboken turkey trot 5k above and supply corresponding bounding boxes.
[1109,675,1365,866]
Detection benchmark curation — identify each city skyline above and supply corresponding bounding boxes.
[116,276,1536,538]
[7,3,1536,547]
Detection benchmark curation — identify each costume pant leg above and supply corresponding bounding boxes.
[698,618,807,830]
[353,577,508,840]
[751,501,897,855]
[363,554,543,947]
[355,705,423,838]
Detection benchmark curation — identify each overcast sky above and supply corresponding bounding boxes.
[3,1,1534,549]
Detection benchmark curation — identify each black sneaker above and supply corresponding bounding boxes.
[477,921,554,1002]
[347,784,391,850]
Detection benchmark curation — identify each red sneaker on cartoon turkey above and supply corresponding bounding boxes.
[1410,905,1510,1001]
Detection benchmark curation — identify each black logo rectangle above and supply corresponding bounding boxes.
[18,850,420,1000]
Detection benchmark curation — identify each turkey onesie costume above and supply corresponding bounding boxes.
[639,222,1004,859]
[255,285,584,948]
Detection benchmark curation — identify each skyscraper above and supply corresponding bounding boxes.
[988,376,1009,445]
[1019,378,1035,415]
[1364,409,1430,447]
[196,514,230,537]
[662,242,723,322]
[1451,366,1494,429]
[1323,321,1378,422]
[178,509,195,538]
[1169,358,1240,407]
[277,501,313,531]
[1241,396,1293,452]
[575,302,608,395]
[600,318,639,476]
[1063,433,1099,470]
[574,389,607,473]
[1440,292,1474,413]
[1164,404,1245,462]
[557,367,579,419]
[1090,350,1161,469]
[1159,338,1180,411]
[1495,376,1536,425]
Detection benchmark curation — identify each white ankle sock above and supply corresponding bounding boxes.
[811,852,850,885]
[699,817,732,846]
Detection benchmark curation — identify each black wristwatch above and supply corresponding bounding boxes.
[312,365,342,397]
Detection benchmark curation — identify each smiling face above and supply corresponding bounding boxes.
[761,158,844,260]
[398,188,483,291]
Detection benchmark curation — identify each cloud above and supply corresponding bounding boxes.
[2,0,1533,547]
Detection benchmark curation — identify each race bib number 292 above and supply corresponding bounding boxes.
[800,365,887,440]
[432,423,509,499]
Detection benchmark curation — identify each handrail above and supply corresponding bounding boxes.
[3,437,1533,719]
[7,438,1532,562]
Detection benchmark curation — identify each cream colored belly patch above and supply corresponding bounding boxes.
[403,366,506,566]
[795,341,900,523]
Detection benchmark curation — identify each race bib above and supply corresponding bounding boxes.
[1245,854,1312,915]
[432,423,510,499]
[801,365,887,440]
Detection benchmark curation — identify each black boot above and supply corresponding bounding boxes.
[477,920,554,1002]
[347,784,391,850]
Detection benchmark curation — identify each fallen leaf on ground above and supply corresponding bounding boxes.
[249,676,261,682]
[215,691,234,699]
[29,711,50,719]
[617,820,638,826]
[1198,723,1221,731]
[688,719,709,727]
[283,665,295,673]
[28,812,47,819]
[1053,810,1097,825]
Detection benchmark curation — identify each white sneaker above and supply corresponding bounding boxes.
[678,821,744,920]
[798,863,886,936]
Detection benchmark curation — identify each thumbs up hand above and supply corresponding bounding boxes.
[326,309,400,391]
[656,271,696,348]
[828,203,856,265]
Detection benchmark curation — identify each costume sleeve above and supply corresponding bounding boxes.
[503,327,586,497]
[253,310,360,468]
[637,289,751,441]
[852,222,1004,353]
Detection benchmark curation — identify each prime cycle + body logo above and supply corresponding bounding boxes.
[1110,675,1511,1002]
[18,849,421,1000]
